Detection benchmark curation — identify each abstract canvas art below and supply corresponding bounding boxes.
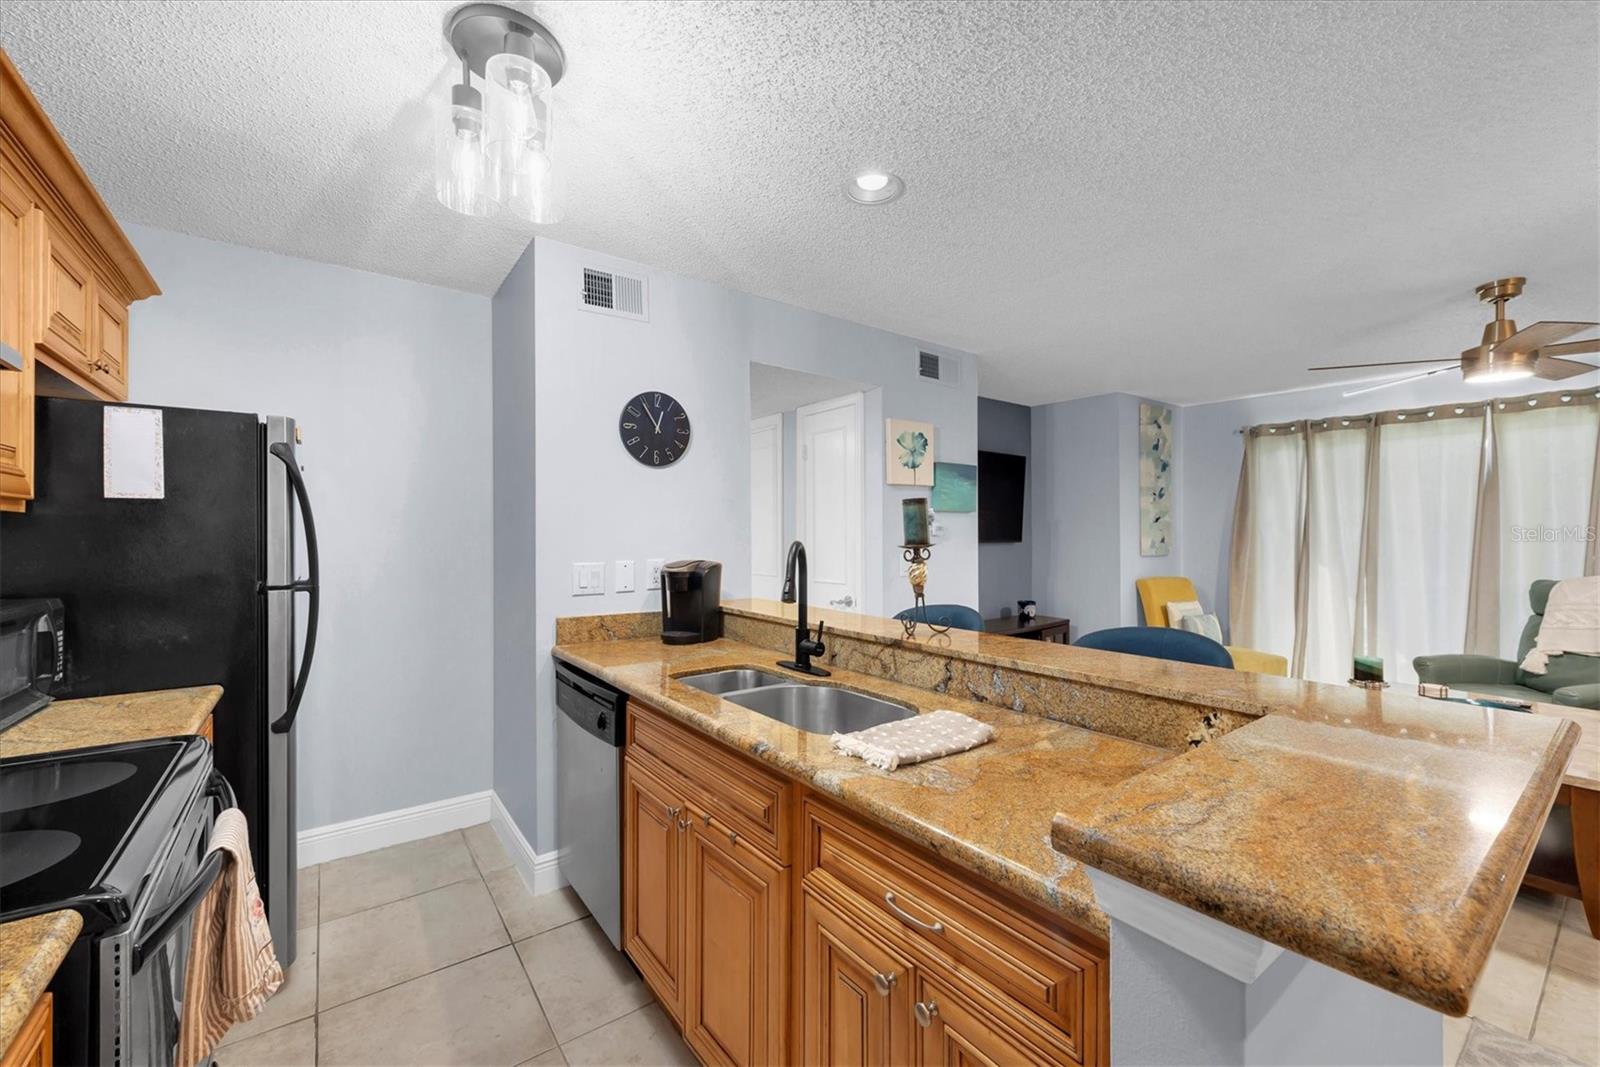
[1139,402,1172,556]
[886,419,935,486]
[931,462,977,512]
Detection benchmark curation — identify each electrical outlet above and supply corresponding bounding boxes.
[647,558,665,590]
[615,560,636,593]
[571,562,605,596]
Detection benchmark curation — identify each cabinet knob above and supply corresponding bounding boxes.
[666,805,681,822]
[871,971,897,996]
[726,828,739,845]
[914,1000,939,1028]
[677,816,690,831]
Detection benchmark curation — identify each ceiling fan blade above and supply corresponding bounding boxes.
[1341,365,1458,398]
[1493,321,1598,357]
[1309,357,1458,371]
[1533,356,1599,381]
[1539,338,1600,357]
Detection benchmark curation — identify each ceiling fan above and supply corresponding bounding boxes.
[1309,278,1599,398]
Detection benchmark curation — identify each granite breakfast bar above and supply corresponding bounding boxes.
[555,600,1580,1065]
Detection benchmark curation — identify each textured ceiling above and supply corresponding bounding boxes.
[3,1,1596,404]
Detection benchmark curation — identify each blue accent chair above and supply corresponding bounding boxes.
[1074,626,1235,668]
[893,604,985,632]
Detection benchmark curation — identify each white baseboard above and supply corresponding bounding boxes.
[490,791,568,896]
[298,790,493,867]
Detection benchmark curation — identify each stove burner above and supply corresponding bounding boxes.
[0,828,81,888]
[1,760,139,814]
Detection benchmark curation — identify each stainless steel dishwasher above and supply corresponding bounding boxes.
[555,660,627,948]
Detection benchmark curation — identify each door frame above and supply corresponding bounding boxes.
[750,413,785,600]
[795,391,865,614]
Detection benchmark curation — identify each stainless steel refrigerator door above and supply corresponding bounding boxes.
[263,415,299,963]
[556,709,623,948]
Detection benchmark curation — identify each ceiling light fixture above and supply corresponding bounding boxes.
[844,170,905,206]
[437,3,567,223]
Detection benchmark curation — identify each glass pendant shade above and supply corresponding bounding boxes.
[486,48,550,139]
[435,86,495,217]
[493,135,564,224]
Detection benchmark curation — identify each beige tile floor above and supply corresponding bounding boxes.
[1451,888,1600,1066]
[215,828,1598,1067]
[214,824,695,1067]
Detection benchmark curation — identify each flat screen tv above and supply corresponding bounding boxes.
[978,450,1026,543]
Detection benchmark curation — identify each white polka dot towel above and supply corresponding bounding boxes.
[832,709,995,771]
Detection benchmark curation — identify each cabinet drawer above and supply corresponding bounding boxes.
[801,798,1101,1060]
[628,701,791,863]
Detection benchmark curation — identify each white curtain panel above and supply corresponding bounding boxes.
[1301,427,1369,683]
[1373,416,1484,685]
[1494,402,1600,658]
[1239,431,1304,662]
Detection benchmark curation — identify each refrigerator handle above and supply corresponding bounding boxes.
[267,442,320,735]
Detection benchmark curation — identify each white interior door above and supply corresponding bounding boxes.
[750,414,784,600]
[796,393,864,613]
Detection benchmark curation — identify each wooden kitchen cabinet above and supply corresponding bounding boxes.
[621,697,1108,1067]
[801,888,916,1066]
[0,48,158,510]
[623,754,686,1020]
[0,992,53,1067]
[683,807,788,1067]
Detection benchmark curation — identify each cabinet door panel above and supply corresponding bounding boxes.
[37,215,94,373]
[93,289,128,399]
[914,973,1055,1067]
[684,815,788,1067]
[0,163,34,505]
[622,756,685,1020]
[802,889,914,1067]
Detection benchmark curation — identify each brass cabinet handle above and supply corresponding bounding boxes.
[702,812,712,826]
[726,828,739,846]
[677,815,690,832]
[884,891,944,935]
[914,1000,939,1028]
[871,971,897,996]
[666,805,681,824]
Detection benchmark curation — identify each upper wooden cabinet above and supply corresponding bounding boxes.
[0,47,159,510]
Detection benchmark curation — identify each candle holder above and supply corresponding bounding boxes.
[899,544,949,637]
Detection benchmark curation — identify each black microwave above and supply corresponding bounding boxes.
[0,597,65,730]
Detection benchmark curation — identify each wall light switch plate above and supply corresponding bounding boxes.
[647,559,665,591]
[615,560,636,593]
[572,562,605,596]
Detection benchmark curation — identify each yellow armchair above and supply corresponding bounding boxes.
[1134,577,1289,677]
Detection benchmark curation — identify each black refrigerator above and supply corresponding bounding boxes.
[0,397,319,964]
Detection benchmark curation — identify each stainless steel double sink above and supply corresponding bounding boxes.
[676,668,916,735]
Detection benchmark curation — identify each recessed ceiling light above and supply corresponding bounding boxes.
[844,170,905,206]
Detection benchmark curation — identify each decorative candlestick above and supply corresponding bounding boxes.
[899,543,948,637]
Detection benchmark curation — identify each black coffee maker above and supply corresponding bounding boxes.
[660,560,723,645]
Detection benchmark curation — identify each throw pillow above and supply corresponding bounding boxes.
[1165,600,1204,627]
[1178,612,1225,644]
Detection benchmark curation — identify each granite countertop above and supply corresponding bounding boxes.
[0,685,222,758]
[1048,678,1577,1016]
[0,911,81,1053]
[553,637,1172,938]
[1528,701,1598,791]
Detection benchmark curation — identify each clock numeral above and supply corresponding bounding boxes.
[653,393,661,407]
[676,427,689,436]
[622,421,637,430]
[626,406,641,418]
[626,436,640,446]
[674,412,686,421]
[638,446,648,458]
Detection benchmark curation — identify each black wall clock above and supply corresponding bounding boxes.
[619,391,691,467]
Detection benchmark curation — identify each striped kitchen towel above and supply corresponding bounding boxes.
[177,808,284,1067]
[833,709,995,771]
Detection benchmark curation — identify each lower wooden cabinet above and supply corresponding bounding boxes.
[683,811,788,1066]
[0,992,53,1067]
[621,698,1108,1067]
[802,889,915,1066]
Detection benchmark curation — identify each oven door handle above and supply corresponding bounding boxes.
[130,771,236,973]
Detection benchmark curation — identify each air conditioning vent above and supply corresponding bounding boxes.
[917,350,961,386]
[580,267,648,321]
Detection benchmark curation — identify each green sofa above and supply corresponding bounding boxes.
[1414,579,1600,710]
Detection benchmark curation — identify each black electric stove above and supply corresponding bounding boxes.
[0,737,224,1064]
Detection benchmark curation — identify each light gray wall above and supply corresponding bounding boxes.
[491,242,538,836]
[1179,369,1600,628]
[125,224,495,831]
[977,397,1032,618]
[515,236,978,853]
[1030,392,1183,638]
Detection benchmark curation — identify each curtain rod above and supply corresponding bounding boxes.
[1233,385,1600,435]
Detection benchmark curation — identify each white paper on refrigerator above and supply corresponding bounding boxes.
[103,406,165,499]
